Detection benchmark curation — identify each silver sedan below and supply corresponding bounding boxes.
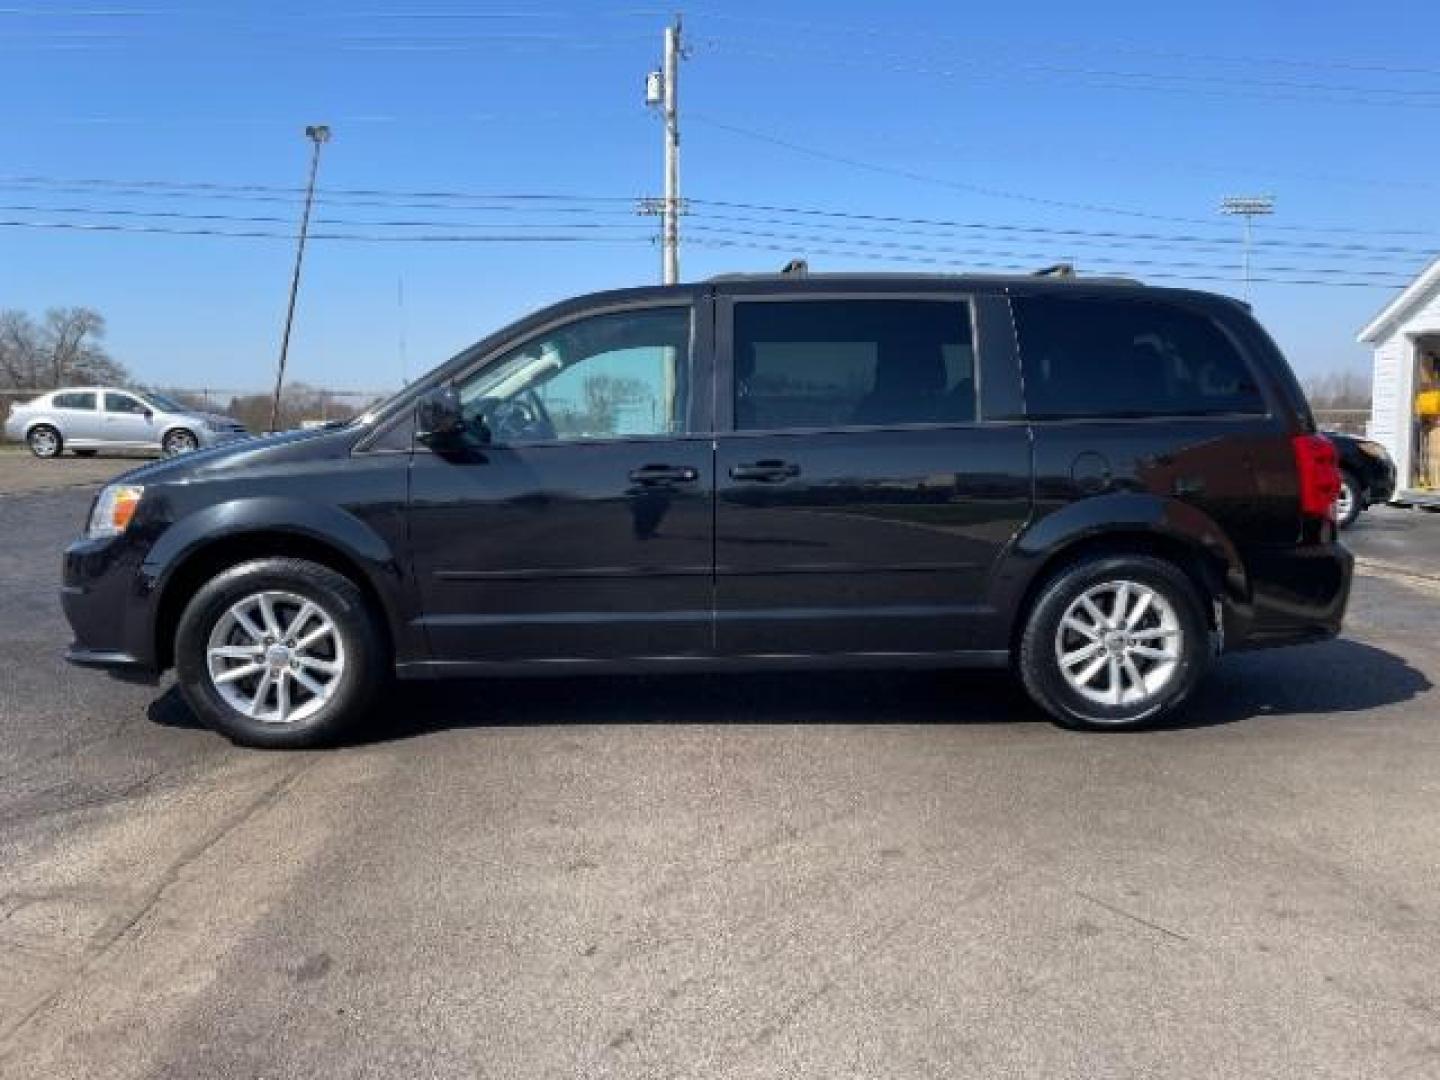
[3,387,249,458]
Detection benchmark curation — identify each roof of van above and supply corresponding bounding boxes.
[704,270,1144,286]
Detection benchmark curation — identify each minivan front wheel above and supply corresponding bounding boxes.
[174,558,385,748]
[1018,555,1209,731]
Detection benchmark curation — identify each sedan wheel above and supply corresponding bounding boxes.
[27,426,61,458]
[163,428,199,456]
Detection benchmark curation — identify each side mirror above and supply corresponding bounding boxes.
[416,385,465,446]
[143,408,154,420]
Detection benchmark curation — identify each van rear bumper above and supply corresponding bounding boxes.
[1225,543,1353,651]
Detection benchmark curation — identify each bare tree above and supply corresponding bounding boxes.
[0,306,129,390]
[0,310,44,389]
[1303,370,1371,411]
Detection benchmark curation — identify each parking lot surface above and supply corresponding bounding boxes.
[0,446,146,497]
[1,484,1438,1079]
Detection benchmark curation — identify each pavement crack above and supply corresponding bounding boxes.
[1075,889,1189,943]
[0,758,318,1047]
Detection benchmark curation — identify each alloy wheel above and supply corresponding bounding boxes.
[205,590,345,725]
[1054,579,1182,709]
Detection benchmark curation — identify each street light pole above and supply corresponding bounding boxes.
[269,124,331,433]
[1219,194,1275,303]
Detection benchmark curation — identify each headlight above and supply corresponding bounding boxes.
[87,484,144,538]
[1358,441,1390,461]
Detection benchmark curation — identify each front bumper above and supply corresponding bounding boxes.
[1370,458,1398,505]
[62,534,162,677]
[1224,542,1354,651]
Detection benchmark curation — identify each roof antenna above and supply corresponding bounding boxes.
[781,258,809,276]
[1034,262,1076,277]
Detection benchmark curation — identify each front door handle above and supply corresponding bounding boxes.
[628,464,699,485]
[730,460,801,483]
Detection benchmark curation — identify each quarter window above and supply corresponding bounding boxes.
[52,392,96,410]
[732,299,976,431]
[454,307,693,444]
[1014,296,1265,419]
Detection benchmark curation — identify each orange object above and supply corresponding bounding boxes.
[1417,390,1440,418]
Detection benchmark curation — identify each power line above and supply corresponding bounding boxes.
[686,207,1438,261]
[0,173,640,203]
[689,115,1226,227]
[699,37,1440,109]
[685,224,1418,281]
[5,198,1428,267]
[681,6,1440,79]
[686,236,1404,290]
[686,122,1440,239]
[6,171,1439,248]
[0,220,657,243]
[0,202,657,231]
[0,216,1412,289]
[4,173,1437,254]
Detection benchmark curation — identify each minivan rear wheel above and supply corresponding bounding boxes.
[1018,554,1210,731]
[174,557,385,748]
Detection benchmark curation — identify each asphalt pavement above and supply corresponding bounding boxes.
[1346,502,1440,580]
[2,484,1438,1079]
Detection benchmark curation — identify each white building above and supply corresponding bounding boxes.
[1358,256,1440,497]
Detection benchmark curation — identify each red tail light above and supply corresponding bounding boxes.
[1293,434,1341,519]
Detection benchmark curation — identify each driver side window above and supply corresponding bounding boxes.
[456,306,693,444]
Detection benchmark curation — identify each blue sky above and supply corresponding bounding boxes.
[3,0,1439,393]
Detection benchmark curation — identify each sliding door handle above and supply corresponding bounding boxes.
[628,464,699,485]
[730,460,801,483]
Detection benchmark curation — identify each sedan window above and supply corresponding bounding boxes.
[51,392,97,410]
[105,393,149,414]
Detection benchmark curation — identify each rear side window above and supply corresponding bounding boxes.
[52,392,96,410]
[1014,296,1265,419]
[732,299,976,431]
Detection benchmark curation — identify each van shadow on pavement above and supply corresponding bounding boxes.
[147,636,1430,746]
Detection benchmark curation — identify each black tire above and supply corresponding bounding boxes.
[27,424,62,458]
[1335,470,1363,529]
[73,448,99,458]
[1018,554,1211,731]
[162,428,199,456]
[174,557,386,748]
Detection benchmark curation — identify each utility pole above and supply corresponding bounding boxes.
[269,124,331,433]
[645,15,683,284]
[1219,194,1274,303]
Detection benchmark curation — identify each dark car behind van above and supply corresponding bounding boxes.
[62,272,1350,746]
[1325,430,1396,528]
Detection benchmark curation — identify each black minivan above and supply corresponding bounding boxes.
[62,272,1351,746]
